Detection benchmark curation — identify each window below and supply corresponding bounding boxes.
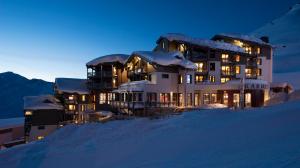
[178,44,186,52]
[195,62,205,72]
[147,93,157,102]
[25,111,32,116]
[257,68,262,76]
[233,93,240,107]
[221,66,231,75]
[221,54,229,62]
[210,63,215,71]
[99,93,106,104]
[203,94,210,104]
[221,77,230,83]
[162,42,165,49]
[187,93,192,106]
[68,105,75,111]
[223,92,229,106]
[37,136,44,140]
[235,66,241,74]
[195,75,204,83]
[257,47,261,54]
[178,75,183,84]
[160,93,170,103]
[162,74,169,79]
[245,46,252,54]
[245,68,252,78]
[194,93,200,106]
[108,93,112,104]
[138,93,143,102]
[235,55,241,62]
[211,94,217,103]
[257,58,262,65]
[80,105,86,112]
[209,76,215,83]
[81,95,86,101]
[68,95,74,100]
[245,93,251,107]
[186,75,192,84]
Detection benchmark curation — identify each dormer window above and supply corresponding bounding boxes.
[178,44,186,52]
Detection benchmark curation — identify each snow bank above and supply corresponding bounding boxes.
[86,54,129,66]
[159,33,245,53]
[2,100,300,167]
[132,51,197,69]
[55,78,89,94]
[23,95,64,110]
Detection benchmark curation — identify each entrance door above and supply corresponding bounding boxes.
[233,93,240,107]
[245,93,252,107]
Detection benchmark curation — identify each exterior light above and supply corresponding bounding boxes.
[25,111,33,116]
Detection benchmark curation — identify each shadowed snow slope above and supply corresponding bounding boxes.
[1,100,300,168]
[252,4,300,89]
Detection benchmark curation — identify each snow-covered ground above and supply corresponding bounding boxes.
[1,100,300,168]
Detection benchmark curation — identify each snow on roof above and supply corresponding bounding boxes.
[215,33,270,46]
[0,117,24,129]
[158,33,245,53]
[271,82,293,89]
[86,54,129,66]
[130,51,197,69]
[24,95,64,110]
[55,78,89,94]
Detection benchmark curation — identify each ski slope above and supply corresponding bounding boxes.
[1,100,300,168]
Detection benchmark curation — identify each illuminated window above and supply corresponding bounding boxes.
[233,40,243,47]
[222,66,231,75]
[186,75,192,84]
[68,95,74,100]
[195,75,204,83]
[68,105,75,111]
[108,93,112,104]
[178,75,183,84]
[162,42,165,49]
[195,62,205,72]
[221,77,230,83]
[113,66,117,75]
[245,68,252,77]
[235,55,240,62]
[235,66,241,74]
[221,54,229,62]
[244,46,252,54]
[81,95,86,101]
[211,94,217,103]
[99,93,106,104]
[223,92,229,105]
[25,111,32,116]
[257,68,262,76]
[160,93,170,103]
[37,136,44,140]
[233,93,240,107]
[203,94,210,104]
[245,93,251,107]
[257,47,261,54]
[257,58,262,65]
[209,76,215,83]
[178,44,186,52]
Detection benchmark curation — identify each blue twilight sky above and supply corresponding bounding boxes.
[0,0,298,81]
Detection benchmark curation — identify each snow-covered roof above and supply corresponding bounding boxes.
[55,78,89,94]
[24,95,64,110]
[86,54,129,66]
[214,33,271,46]
[129,51,197,69]
[158,33,245,53]
[271,82,293,89]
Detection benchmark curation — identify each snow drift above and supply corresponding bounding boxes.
[1,100,300,168]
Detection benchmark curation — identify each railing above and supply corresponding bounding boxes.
[87,71,113,78]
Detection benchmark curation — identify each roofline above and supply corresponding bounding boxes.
[212,34,272,47]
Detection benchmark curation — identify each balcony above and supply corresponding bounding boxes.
[87,71,113,79]
[87,82,113,90]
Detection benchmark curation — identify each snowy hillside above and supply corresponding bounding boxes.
[1,100,300,168]
[252,4,300,89]
[0,72,53,119]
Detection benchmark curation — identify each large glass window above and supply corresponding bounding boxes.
[235,66,241,74]
[245,93,251,107]
[203,94,210,104]
[99,93,106,104]
[211,94,217,103]
[194,93,200,106]
[68,105,76,111]
[187,93,192,106]
[195,75,204,83]
[160,93,170,103]
[223,92,229,106]
[221,77,230,83]
[209,76,215,83]
[233,93,240,107]
[245,68,252,78]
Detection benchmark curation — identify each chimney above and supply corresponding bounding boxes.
[260,36,269,43]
